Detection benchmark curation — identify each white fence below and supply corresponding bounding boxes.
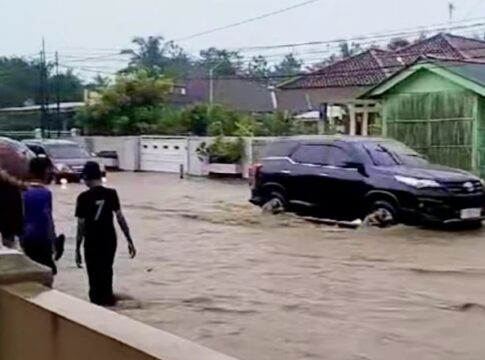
[71,135,277,178]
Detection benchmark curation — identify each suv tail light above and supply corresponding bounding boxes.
[249,163,262,188]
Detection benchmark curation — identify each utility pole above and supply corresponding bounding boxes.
[209,68,215,104]
[39,38,50,138]
[449,2,455,33]
[209,62,224,104]
[43,39,50,137]
[39,43,46,138]
[55,51,62,131]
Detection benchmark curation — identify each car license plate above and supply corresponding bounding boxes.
[460,208,482,219]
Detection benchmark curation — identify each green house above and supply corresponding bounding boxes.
[362,59,485,176]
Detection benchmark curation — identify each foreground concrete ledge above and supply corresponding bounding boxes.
[2,282,239,360]
[0,250,53,287]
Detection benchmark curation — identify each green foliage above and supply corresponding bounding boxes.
[75,70,173,135]
[257,112,295,136]
[198,47,243,76]
[0,57,83,107]
[121,36,192,78]
[49,70,84,102]
[196,136,245,164]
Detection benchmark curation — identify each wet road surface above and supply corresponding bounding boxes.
[53,173,485,360]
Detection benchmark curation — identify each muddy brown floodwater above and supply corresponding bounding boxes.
[53,173,485,360]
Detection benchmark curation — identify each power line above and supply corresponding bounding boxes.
[232,18,485,52]
[49,21,485,75]
[44,19,485,72]
[174,0,322,42]
[56,43,485,84]
[56,26,485,79]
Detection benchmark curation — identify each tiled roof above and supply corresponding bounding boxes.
[184,74,274,113]
[280,49,390,89]
[280,33,485,90]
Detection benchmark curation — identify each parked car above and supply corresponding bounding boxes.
[22,139,105,183]
[249,136,485,226]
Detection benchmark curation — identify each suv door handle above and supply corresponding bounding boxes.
[281,170,291,174]
[319,172,329,177]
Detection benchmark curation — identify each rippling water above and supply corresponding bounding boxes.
[53,173,485,360]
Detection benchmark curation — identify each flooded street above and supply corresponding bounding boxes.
[53,173,485,360]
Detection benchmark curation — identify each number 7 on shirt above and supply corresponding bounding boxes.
[95,200,105,221]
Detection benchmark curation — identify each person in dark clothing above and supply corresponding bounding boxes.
[75,161,136,307]
[0,171,23,248]
[21,157,58,274]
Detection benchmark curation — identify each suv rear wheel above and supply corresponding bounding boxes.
[262,190,288,214]
[365,200,398,228]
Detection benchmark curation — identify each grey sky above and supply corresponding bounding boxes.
[2,0,484,71]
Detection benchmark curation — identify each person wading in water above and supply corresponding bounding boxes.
[75,161,136,306]
[21,157,60,274]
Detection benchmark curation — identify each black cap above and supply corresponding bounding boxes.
[82,161,102,181]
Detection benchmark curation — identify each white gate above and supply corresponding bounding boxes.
[140,136,188,173]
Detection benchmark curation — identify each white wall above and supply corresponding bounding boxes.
[72,135,279,179]
[73,136,140,171]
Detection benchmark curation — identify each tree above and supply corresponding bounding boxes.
[273,53,303,81]
[0,57,42,107]
[121,36,192,78]
[0,57,84,107]
[76,70,173,134]
[246,55,270,83]
[49,70,84,102]
[338,42,362,58]
[387,37,411,51]
[86,75,110,90]
[197,47,243,76]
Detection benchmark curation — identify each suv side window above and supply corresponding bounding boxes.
[326,146,352,167]
[291,145,327,165]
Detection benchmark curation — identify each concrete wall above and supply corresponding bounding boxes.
[72,135,281,178]
[187,137,211,176]
[0,250,238,360]
[73,136,140,171]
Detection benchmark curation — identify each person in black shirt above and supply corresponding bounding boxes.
[75,161,136,306]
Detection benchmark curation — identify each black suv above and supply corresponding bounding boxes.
[249,136,485,225]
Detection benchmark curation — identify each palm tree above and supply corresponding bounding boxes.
[121,36,168,74]
[121,36,191,77]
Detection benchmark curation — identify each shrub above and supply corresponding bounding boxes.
[196,136,245,164]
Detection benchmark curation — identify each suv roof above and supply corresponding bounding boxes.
[268,135,389,143]
[263,135,392,157]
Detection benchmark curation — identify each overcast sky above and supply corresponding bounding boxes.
[2,0,484,71]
